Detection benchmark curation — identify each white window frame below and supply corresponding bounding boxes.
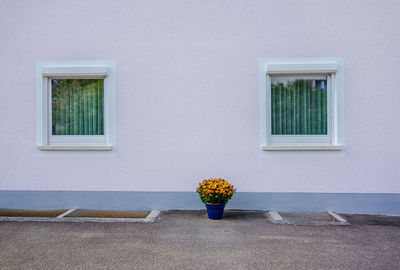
[259,58,344,151]
[36,61,115,151]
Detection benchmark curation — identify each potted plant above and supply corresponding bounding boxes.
[196,178,235,220]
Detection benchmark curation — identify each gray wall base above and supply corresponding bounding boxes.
[0,191,399,215]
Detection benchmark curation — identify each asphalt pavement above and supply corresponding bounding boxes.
[0,210,399,270]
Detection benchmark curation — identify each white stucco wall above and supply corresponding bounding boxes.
[1,0,399,193]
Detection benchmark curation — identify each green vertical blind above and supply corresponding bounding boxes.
[51,79,104,135]
[271,76,327,135]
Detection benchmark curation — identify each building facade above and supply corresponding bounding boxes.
[1,0,399,214]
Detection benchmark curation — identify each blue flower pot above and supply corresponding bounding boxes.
[206,204,225,220]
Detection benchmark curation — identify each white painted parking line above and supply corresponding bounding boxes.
[56,209,76,218]
[0,217,148,223]
[145,210,160,222]
[328,211,350,225]
[268,210,286,223]
[0,209,161,223]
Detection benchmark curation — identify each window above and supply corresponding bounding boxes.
[259,58,344,151]
[36,61,115,150]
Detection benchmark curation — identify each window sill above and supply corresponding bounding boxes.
[262,145,343,151]
[37,145,112,151]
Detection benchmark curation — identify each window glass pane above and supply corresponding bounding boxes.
[271,76,327,135]
[52,79,104,135]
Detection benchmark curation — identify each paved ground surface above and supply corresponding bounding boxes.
[278,211,340,225]
[0,210,399,270]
